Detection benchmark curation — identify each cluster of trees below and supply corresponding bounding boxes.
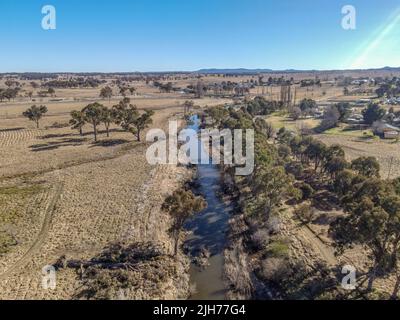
[206,104,400,298]
[259,76,293,86]
[290,98,318,120]
[300,79,321,87]
[277,128,400,298]
[43,78,105,88]
[70,98,154,142]
[0,87,20,102]
[317,102,352,131]
[206,106,296,221]
[154,81,175,93]
[245,96,283,116]
[118,86,136,97]
[100,85,137,101]
[376,77,400,98]
[37,87,56,98]
[186,80,207,98]
[362,103,386,125]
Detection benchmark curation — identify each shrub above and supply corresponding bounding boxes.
[267,240,290,258]
[295,203,317,223]
[266,215,281,234]
[285,162,304,179]
[299,183,315,200]
[251,229,270,250]
[259,257,289,282]
[278,145,291,160]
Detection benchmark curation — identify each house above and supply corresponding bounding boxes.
[384,131,399,139]
[372,121,400,139]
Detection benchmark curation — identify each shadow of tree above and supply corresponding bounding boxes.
[89,139,130,148]
[29,137,87,152]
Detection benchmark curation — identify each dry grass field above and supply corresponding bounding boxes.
[0,78,232,299]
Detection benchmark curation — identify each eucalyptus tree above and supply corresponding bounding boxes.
[70,110,86,136]
[162,189,206,257]
[101,106,114,138]
[99,86,113,104]
[83,102,104,142]
[134,110,154,141]
[22,105,48,128]
[112,98,139,136]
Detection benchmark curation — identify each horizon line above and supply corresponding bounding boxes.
[1,66,399,75]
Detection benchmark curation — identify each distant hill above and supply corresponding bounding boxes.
[196,67,400,75]
[196,68,273,75]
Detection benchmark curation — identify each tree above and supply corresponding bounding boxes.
[362,103,386,125]
[299,99,317,115]
[70,110,86,136]
[332,169,356,196]
[195,80,204,98]
[134,110,154,142]
[162,189,206,257]
[22,105,48,128]
[100,86,113,103]
[252,165,297,218]
[47,87,56,97]
[324,156,348,179]
[290,107,302,120]
[183,100,194,115]
[351,157,380,178]
[335,102,351,122]
[255,118,275,140]
[83,102,104,142]
[305,140,327,171]
[320,105,340,131]
[205,106,229,128]
[119,86,127,97]
[129,87,136,95]
[331,192,400,293]
[112,98,139,137]
[101,106,114,138]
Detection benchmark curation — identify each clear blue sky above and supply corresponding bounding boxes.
[0,0,399,72]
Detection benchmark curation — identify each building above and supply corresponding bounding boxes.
[372,121,400,139]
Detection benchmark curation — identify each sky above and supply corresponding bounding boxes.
[0,0,399,72]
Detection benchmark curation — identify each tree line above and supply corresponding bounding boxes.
[22,97,154,143]
[205,104,400,299]
[70,98,154,142]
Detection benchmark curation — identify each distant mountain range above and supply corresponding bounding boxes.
[196,67,400,75]
[2,67,400,76]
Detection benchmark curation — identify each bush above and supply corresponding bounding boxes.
[295,203,317,223]
[251,229,270,250]
[0,231,17,255]
[266,215,281,234]
[278,145,291,160]
[259,257,289,282]
[285,162,304,179]
[267,240,290,258]
[299,183,315,200]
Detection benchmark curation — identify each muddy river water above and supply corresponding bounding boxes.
[183,115,233,300]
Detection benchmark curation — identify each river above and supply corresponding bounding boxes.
[183,115,233,300]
